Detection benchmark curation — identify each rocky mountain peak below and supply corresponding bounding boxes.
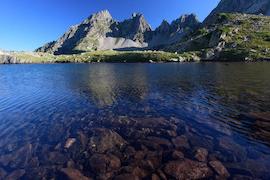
[83,10,113,24]
[112,13,152,43]
[204,0,270,24]
[156,20,171,33]
[171,14,200,32]
[131,13,152,32]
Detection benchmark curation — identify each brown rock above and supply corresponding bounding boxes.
[157,169,167,180]
[172,150,184,160]
[89,128,127,153]
[114,173,140,180]
[134,151,145,160]
[166,130,177,137]
[164,159,212,179]
[89,154,121,174]
[209,160,230,178]
[172,136,190,149]
[152,173,160,180]
[140,160,155,171]
[61,168,91,180]
[78,131,88,149]
[147,136,172,148]
[132,167,149,178]
[195,148,208,162]
[145,151,162,168]
[6,169,25,180]
[64,138,77,149]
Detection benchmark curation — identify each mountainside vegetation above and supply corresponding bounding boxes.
[166,13,270,61]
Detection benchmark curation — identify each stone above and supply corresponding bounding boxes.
[61,168,91,180]
[89,128,127,153]
[195,148,208,162]
[114,174,140,180]
[64,138,77,149]
[152,173,160,180]
[172,136,190,149]
[209,160,230,178]
[89,154,121,174]
[172,150,184,160]
[164,159,213,179]
[141,136,172,150]
[157,169,167,180]
[132,167,149,178]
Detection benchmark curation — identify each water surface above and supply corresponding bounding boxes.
[0,63,270,179]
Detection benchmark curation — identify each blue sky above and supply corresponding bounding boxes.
[0,0,220,51]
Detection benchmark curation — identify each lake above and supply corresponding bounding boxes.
[0,62,270,179]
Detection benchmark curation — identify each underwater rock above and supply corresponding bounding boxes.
[164,159,212,179]
[89,128,127,153]
[172,135,190,150]
[61,168,91,180]
[195,148,208,162]
[209,160,230,178]
[89,154,121,174]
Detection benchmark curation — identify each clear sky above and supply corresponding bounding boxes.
[0,0,220,51]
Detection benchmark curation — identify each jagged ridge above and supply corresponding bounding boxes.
[36,10,200,54]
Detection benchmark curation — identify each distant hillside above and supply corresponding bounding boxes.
[166,13,270,61]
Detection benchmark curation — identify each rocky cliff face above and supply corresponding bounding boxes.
[204,0,270,24]
[111,13,152,43]
[148,14,201,48]
[36,11,200,54]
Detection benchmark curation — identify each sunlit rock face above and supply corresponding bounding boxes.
[204,0,270,24]
[36,11,201,54]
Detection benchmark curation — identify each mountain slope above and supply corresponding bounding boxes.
[204,0,270,24]
[166,13,270,61]
[36,10,151,54]
[36,11,200,54]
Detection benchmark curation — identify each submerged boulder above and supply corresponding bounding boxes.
[88,128,127,153]
[164,159,213,179]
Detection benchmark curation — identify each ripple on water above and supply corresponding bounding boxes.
[0,63,270,179]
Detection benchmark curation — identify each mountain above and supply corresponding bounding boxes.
[36,11,200,54]
[204,0,270,24]
[148,14,201,48]
[166,13,270,61]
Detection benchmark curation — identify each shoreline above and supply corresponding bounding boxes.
[0,50,269,65]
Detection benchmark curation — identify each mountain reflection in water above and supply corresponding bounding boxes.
[0,63,270,179]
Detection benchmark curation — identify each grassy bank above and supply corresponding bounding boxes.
[2,50,200,64]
